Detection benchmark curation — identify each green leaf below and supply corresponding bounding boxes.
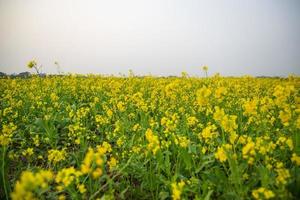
[204,190,213,200]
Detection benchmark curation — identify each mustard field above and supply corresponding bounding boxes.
[0,75,300,200]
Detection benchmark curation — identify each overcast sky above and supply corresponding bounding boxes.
[0,0,299,76]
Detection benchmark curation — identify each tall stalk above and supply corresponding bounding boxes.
[1,146,9,200]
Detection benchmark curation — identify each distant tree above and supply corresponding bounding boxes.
[0,72,7,77]
[39,73,47,77]
[17,71,31,78]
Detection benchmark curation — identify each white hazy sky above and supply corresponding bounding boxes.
[0,0,299,76]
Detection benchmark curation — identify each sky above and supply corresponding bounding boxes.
[0,0,299,76]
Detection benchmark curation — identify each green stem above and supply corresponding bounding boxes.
[150,160,154,199]
[2,146,9,200]
[221,129,226,144]
[89,155,134,200]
